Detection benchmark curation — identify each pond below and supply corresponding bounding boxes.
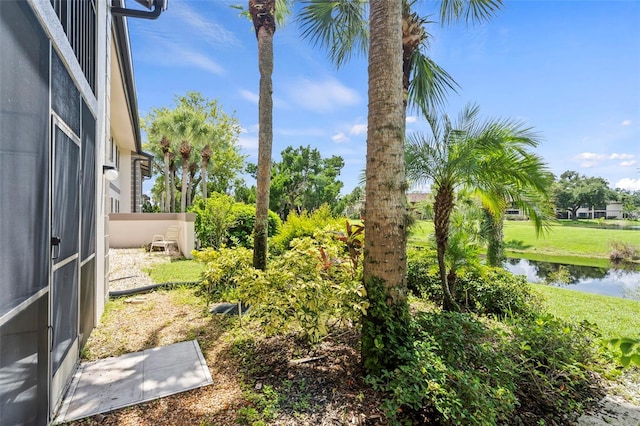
[504,258,640,299]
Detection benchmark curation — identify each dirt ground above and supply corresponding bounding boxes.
[65,250,640,425]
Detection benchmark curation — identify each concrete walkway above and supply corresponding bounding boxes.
[54,340,213,423]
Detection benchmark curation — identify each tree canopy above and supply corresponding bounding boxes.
[142,92,244,212]
[266,145,345,219]
[552,171,614,220]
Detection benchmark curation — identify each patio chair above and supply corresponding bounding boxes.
[151,225,180,253]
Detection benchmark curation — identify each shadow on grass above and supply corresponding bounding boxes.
[504,239,532,250]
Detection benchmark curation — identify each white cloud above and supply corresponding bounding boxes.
[332,132,348,143]
[610,153,635,160]
[286,78,360,113]
[620,160,638,167]
[238,135,258,151]
[176,48,224,74]
[240,90,259,105]
[615,178,640,191]
[622,120,632,126]
[580,161,598,168]
[172,0,239,47]
[575,152,607,161]
[406,116,418,124]
[350,124,367,135]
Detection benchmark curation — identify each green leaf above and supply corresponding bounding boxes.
[621,356,631,368]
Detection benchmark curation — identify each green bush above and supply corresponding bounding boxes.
[193,246,253,304]
[406,249,538,317]
[369,311,603,425]
[369,312,517,425]
[508,313,602,422]
[461,268,540,317]
[191,193,235,249]
[269,205,342,255]
[191,194,281,249]
[406,248,441,298]
[237,230,368,342]
[227,203,281,248]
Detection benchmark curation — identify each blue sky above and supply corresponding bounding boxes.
[129,0,640,195]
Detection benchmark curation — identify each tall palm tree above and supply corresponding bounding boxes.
[249,0,290,270]
[405,104,553,311]
[359,0,408,373]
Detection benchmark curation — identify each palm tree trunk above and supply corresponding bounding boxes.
[484,208,505,267]
[250,0,276,270]
[434,184,459,311]
[361,0,409,374]
[163,152,170,212]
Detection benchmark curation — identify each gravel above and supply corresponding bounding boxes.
[107,248,173,291]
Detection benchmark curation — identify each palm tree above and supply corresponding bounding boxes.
[248,0,290,270]
[298,0,501,116]
[201,144,213,202]
[405,104,552,311]
[358,0,409,373]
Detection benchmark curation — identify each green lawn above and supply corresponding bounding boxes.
[504,220,640,260]
[408,219,640,262]
[145,259,204,283]
[532,284,640,339]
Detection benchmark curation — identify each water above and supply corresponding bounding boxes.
[504,258,640,299]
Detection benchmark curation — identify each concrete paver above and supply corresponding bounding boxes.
[54,340,212,423]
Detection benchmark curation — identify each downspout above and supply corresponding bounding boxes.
[132,157,147,212]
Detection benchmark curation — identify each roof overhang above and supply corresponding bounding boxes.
[111,3,153,163]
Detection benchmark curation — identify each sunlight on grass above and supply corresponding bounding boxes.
[146,259,204,283]
[532,284,640,338]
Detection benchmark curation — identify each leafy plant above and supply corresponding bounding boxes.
[193,246,253,304]
[237,230,368,342]
[608,337,640,367]
[191,194,281,249]
[269,205,342,255]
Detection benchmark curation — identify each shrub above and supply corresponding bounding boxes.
[369,311,604,425]
[508,313,603,422]
[407,249,539,317]
[369,312,517,425]
[269,205,342,255]
[237,230,368,342]
[193,246,253,304]
[406,248,441,299]
[609,239,639,262]
[227,203,281,248]
[191,193,235,249]
[191,194,281,249]
[460,268,540,317]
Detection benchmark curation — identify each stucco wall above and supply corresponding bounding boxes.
[108,213,196,258]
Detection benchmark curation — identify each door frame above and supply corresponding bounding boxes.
[49,112,82,413]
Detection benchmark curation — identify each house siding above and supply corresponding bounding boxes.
[0,0,113,423]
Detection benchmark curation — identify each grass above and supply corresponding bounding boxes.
[504,220,640,260]
[146,259,205,283]
[408,219,640,263]
[531,283,640,338]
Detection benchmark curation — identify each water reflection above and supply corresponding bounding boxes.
[504,258,640,299]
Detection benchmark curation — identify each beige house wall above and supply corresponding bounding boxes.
[108,213,196,259]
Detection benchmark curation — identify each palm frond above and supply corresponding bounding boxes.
[408,51,459,116]
[297,0,368,69]
[439,0,503,26]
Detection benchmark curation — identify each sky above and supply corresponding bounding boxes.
[128,0,640,196]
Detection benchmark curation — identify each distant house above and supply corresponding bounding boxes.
[572,201,623,220]
[0,1,162,424]
[407,192,431,204]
